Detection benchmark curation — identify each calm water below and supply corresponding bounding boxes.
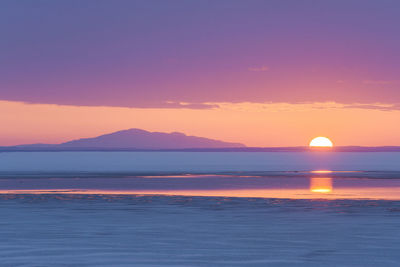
[0,152,400,266]
[1,194,400,266]
[1,151,400,172]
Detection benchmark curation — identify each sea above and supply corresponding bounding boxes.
[0,151,399,266]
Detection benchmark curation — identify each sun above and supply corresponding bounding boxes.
[309,137,333,147]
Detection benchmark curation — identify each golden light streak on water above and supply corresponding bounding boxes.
[310,177,333,193]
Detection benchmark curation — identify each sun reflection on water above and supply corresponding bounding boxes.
[310,177,333,193]
[311,170,333,174]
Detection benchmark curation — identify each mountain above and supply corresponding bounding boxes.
[2,129,400,151]
[59,129,245,149]
[5,129,245,150]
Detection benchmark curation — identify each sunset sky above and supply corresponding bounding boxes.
[1,0,400,146]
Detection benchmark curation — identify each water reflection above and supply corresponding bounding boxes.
[310,177,333,193]
[0,174,400,200]
[310,170,333,174]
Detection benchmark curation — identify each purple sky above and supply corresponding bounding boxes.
[1,0,399,108]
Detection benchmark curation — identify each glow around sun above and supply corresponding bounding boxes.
[309,137,333,147]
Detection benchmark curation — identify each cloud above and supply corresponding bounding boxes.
[162,101,219,109]
[13,100,220,110]
[216,101,400,112]
[343,103,400,111]
[248,66,269,72]
[362,80,399,85]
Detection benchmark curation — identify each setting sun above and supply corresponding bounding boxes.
[309,137,333,147]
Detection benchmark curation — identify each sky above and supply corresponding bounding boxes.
[1,0,400,146]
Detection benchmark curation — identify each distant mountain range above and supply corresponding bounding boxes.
[2,129,245,150]
[1,128,400,152]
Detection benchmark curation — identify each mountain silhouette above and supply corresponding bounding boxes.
[48,129,245,149]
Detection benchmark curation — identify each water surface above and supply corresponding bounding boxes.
[1,194,399,266]
[1,152,400,266]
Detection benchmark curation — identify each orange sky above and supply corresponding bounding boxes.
[1,100,399,147]
[2,2,400,147]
